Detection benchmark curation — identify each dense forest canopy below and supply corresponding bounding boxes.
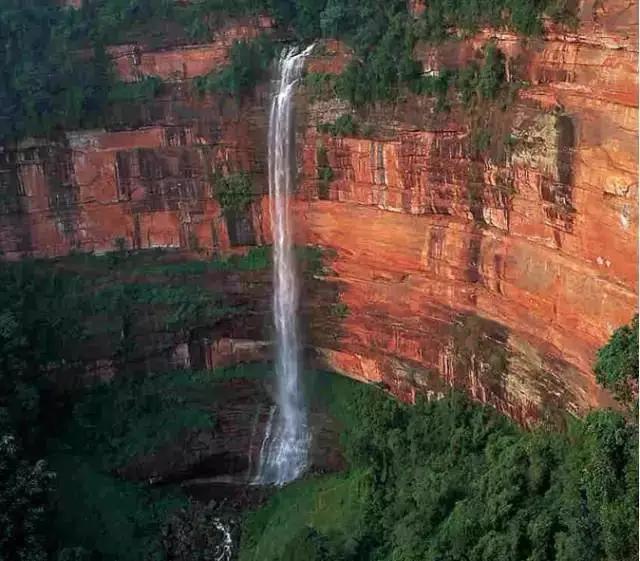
[0,0,575,142]
[241,389,638,561]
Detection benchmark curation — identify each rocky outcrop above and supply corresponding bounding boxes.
[0,7,636,423]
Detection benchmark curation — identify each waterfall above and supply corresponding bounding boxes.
[211,518,233,561]
[256,45,314,486]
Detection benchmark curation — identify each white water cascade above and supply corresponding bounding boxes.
[256,45,314,486]
[211,519,233,561]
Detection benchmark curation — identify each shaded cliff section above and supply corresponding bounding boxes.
[24,251,272,383]
[6,245,340,402]
[0,4,637,423]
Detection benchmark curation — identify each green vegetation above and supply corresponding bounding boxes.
[193,36,275,96]
[318,161,334,184]
[65,245,271,276]
[470,126,492,156]
[330,302,349,319]
[317,113,357,136]
[213,171,255,214]
[1,1,107,142]
[304,72,337,101]
[49,369,219,560]
[108,75,163,104]
[241,385,638,561]
[162,500,240,561]
[240,471,368,561]
[595,315,638,406]
[0,253,273,560]
[295,245,332,277]
[410,43,514,115]
[1,0,574,142]
[325,0,555,107]
[0,434,55,561]
[55,370,216,469]
[411,70,456,111]
[316,144,333,199]
[57,241,321,280]
[172,246,270,273]
[333,10,421,106]
[416,0,553,39]
[456,43,508,106]
[0,251,262,389]
[91,282,230,332]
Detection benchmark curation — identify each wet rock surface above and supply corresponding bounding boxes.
[118,376,345,494]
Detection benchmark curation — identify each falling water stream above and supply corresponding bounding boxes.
[255,45,314,486]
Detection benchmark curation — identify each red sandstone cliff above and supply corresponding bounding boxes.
[297,0,637,421]
[0,4,636,422]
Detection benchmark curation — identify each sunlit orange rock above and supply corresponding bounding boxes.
[296,0,637,421]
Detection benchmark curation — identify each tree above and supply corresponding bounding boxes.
[594,315,638,406]
[0,435,55,561]
[281,528,342,561]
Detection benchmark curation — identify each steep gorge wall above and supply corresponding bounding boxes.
[296,0,637,421]
[0,18,274,258]
[0,4,636,422]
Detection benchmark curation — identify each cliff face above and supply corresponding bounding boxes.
[298,1,637,421]
[0,4,636,422]
[0,18,274,258]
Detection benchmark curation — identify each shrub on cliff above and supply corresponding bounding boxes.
[416,0,554,39]
[193,37,275,97]
[454,43,508,109]
[595,315,639,406]
[317,114,357,136]
[304,72,338,101]
[316,144,334,199]
[334,9,421,106]
[478,43,506,99]
[108,75,162,104]
[213,172,255,214]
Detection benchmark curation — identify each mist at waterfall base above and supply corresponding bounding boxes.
[254,45,314,486]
